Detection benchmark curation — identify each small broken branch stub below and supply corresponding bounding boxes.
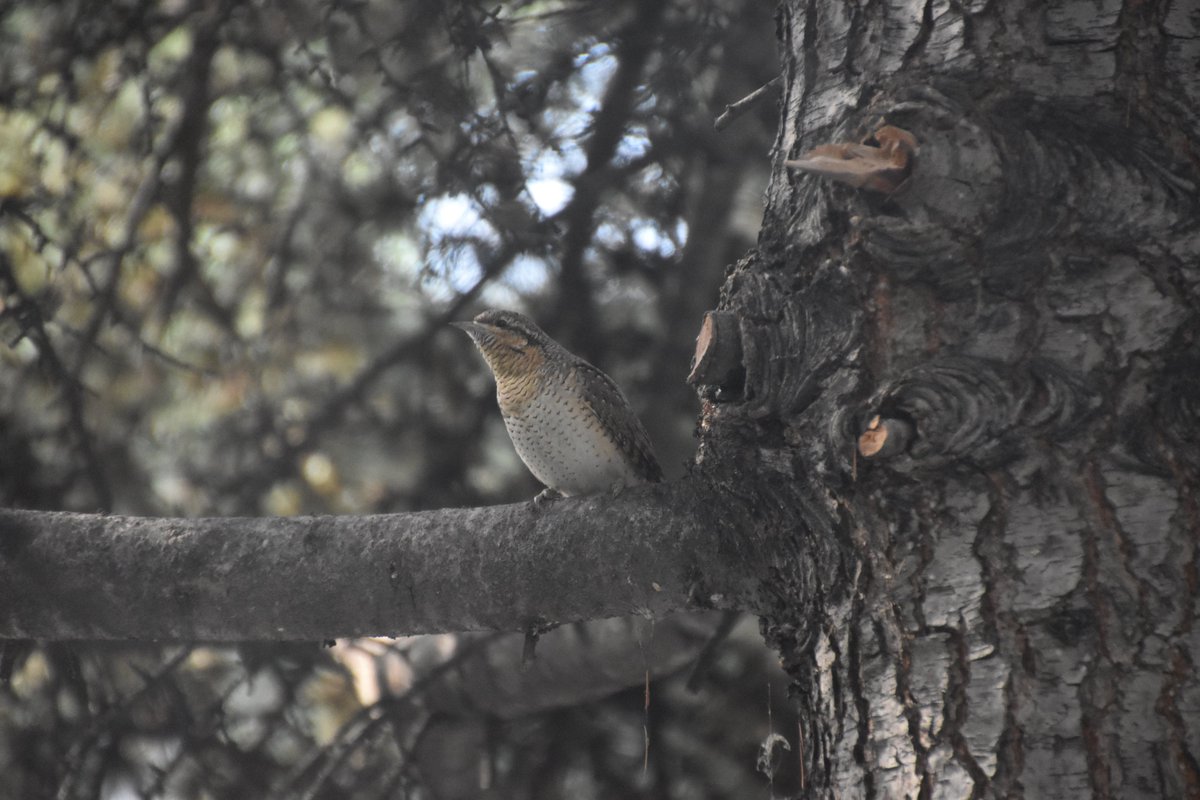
[785,125,918,193]
[687,311,744,394]
[857,415,913,459]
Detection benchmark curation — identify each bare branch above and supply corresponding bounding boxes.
[0,250,113,510]
[714,75,781,132]
[551,0,669,354]
[0,480,760,641]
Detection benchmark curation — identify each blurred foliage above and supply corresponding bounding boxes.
[0,0,788,796]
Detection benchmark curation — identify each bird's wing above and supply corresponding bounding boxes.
[571,360,664,483]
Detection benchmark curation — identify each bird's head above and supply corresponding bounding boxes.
[452,309,553,378]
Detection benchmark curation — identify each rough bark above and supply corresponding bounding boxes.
[699,0,1200,797]
[0,480,766,640]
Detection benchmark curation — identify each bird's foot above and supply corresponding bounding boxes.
[532,488,563,510]
[521,619,560,669]
[610,478,647,498]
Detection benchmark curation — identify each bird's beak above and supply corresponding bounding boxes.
[451,320,488,342]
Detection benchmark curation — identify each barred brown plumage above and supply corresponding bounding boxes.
[453,309,662,498]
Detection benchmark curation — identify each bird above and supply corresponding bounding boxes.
[453,309,663,500]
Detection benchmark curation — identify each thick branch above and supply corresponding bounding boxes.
[0,479,758,641]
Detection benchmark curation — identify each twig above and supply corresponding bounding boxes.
[281,634,504,800]
[0,251,113,509]
[685,610,741,692]
[5,202,212,377]
[714,75,781,132]
[55,647,193,800]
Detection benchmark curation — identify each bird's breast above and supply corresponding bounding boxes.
[499,376,639,496]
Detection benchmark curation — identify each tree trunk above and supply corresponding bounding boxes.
[706,0,1200,796]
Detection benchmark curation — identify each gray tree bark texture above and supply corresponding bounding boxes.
[0,485,762,640]
[718,0,1198,797]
